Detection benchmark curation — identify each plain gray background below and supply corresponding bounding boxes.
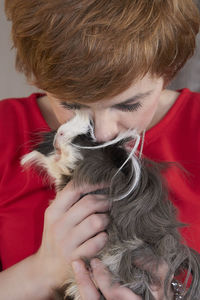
[0,0,200,100]
[0,0,39,100]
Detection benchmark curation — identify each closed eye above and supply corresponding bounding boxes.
[60,102,81,110]
[115,102,142,112]
[60,101,143,112]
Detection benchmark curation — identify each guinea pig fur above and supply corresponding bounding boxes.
[21,112,200,300]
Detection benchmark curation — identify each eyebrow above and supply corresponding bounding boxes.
[60,90,153,109]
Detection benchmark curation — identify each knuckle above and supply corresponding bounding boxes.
[89,214,108,231]
[84,196,97,209]
[108,292,121,300]
[50,222,60,237]
[83,196,109,213]
[99,231,108,243]
[58,182,81,203]
[93,234,108,252]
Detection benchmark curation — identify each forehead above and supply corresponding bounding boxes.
[50,74,163,108]
[98,75,161,103]
[80,75,163,108]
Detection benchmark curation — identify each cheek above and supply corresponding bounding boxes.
[54,107,75,124]
[137,104,158,130]
[119,101,159,132]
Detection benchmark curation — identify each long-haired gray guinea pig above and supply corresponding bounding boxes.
[21,112,200,300]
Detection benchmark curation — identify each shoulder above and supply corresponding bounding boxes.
[174,88,200,104]
[177,88,200,101]
[0,93,50,178]
[162,88,200,104]
[0,93,38,121]
[0,95,33,148]
[163,88,200,119]
[160,88,200,112]
[146,88,200,147]
[169,89,200,150]
[176,88,200,124]
[0,93,48,155]
[0,93,47,134]
[0,94,35,126]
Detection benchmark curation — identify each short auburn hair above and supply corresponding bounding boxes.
[5,0,200,103]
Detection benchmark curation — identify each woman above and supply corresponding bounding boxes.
[0,0,200,299]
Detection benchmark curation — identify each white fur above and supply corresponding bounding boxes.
[21,111,92,188]
[55,111,92,144]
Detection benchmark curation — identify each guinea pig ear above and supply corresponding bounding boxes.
[20,150,47,169]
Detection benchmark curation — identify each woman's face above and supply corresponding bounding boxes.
[47,74,164,142]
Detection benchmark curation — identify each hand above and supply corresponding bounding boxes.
[149,262,174,300]
[72,258,142,300]
[72,259,174,300]
[34,181,110,288]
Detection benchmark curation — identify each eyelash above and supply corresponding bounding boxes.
[60,102,142,112]
[116,102,142,112]
[60,103,81,110]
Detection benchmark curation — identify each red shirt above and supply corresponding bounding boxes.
[0,88,200,270]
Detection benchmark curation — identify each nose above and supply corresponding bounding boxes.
[93,112,119,142]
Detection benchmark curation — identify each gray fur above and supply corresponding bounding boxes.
[23,131,200,300]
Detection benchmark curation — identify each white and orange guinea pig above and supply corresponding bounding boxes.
[21,111,200,300]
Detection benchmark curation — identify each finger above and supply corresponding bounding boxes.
[49,181,107,218]
[60,195,110,228]
[72,259,100,300]
[71,214,110,248]
[149,261,174,297]
[91,258,142,300]
[72,232,108,259]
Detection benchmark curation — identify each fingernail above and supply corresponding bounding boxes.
[72,260,81,273]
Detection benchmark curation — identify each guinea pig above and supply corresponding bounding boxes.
[21,111,200,300]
